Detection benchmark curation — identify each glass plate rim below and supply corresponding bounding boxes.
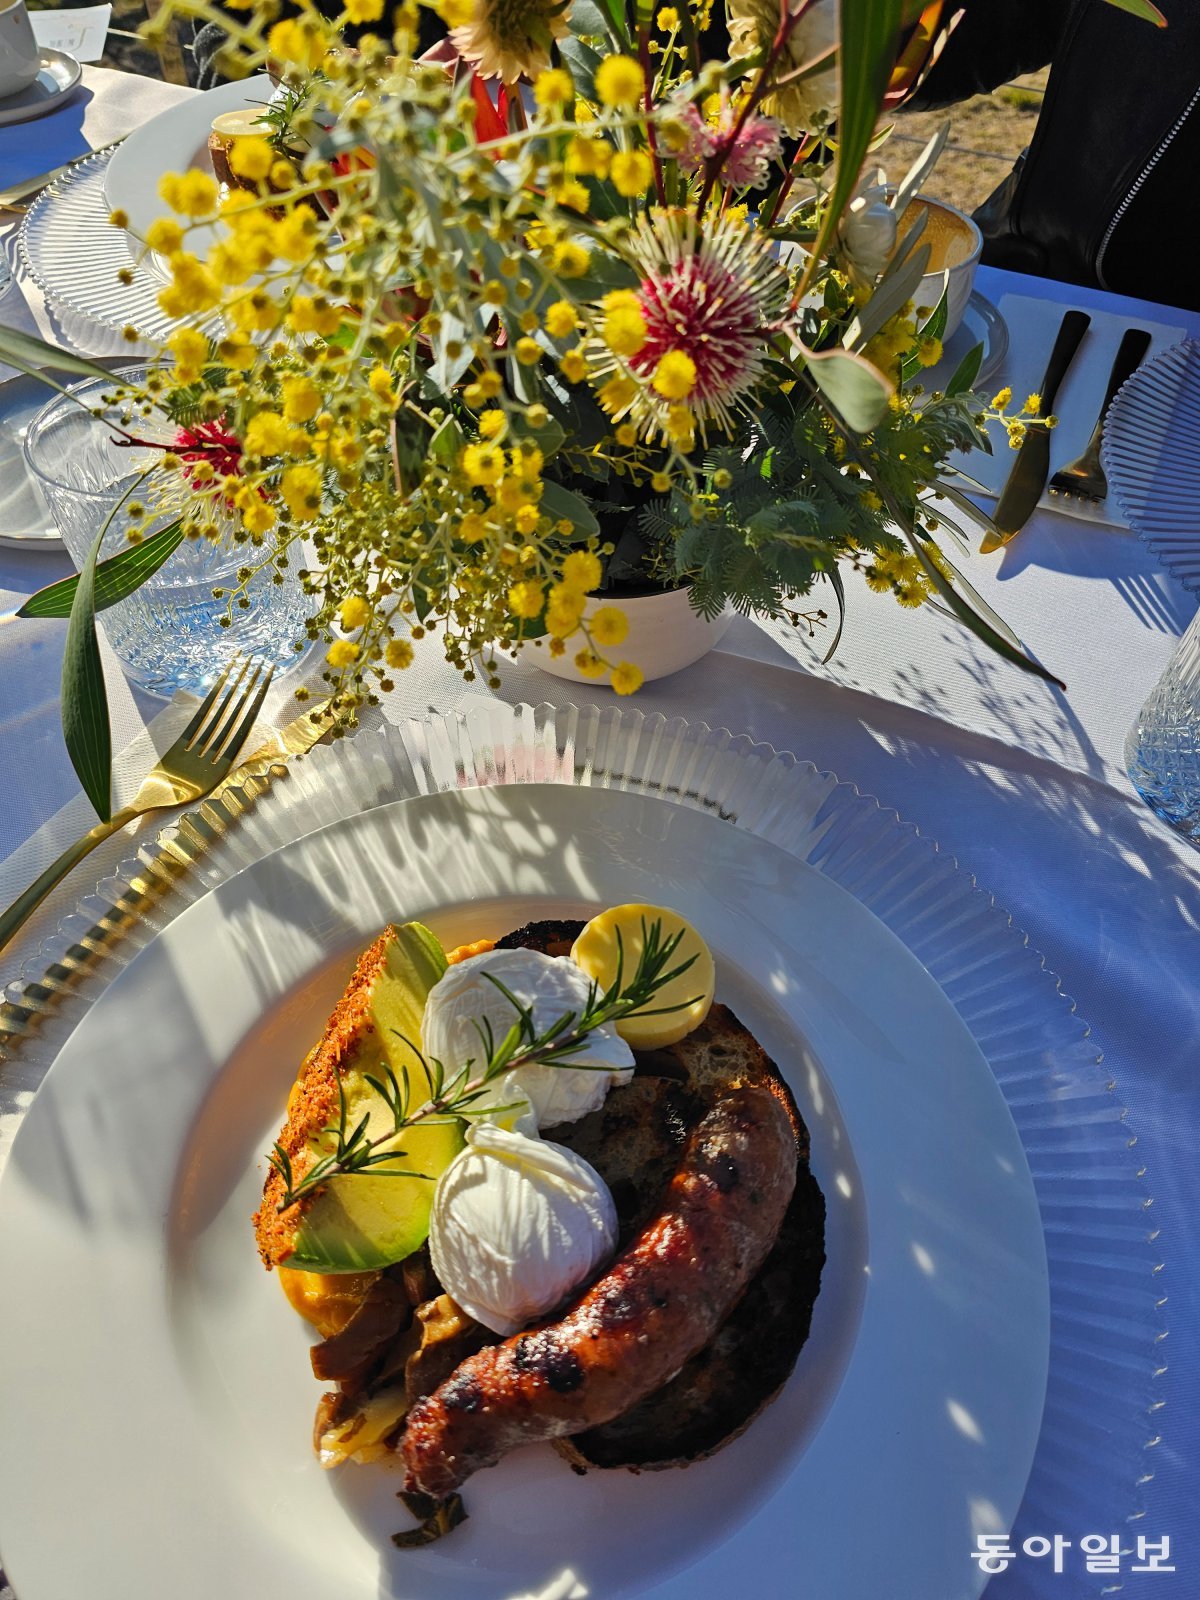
[0,701,1167,1600]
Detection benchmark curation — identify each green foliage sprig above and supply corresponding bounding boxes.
[269,919,699,1211]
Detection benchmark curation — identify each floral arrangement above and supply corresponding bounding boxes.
[18,0,1157,815]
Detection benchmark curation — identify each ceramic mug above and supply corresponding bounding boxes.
[0,0,39,99]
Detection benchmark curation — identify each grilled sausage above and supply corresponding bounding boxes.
[401,1083,797,1498]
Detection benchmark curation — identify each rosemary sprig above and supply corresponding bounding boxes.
[271,919,700,1211]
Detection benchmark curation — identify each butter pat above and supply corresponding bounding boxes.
[571,904,715,1049]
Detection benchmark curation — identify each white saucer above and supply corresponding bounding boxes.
[0,50,82,128]
[0,370,62,548]
[923,289,1010,392]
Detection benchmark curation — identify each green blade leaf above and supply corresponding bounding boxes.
[61,512,115,822]
[820,561,846,663]
[17,519,185,619]
[946,340,984,395]
[0,327,120,388]
[803,345,893,432]
[904,532,1065,690]
[800,0,905,293]
[1100,0,1166,22]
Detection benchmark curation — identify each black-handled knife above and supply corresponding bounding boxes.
[982,308,1091,550]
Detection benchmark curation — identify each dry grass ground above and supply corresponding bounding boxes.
[31,0,1051,217]
[895,69,1050,217]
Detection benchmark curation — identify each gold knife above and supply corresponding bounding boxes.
[981,308,1091,552]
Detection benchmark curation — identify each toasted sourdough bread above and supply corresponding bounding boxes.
[254,929,395,1269]
[493,919,826,1472]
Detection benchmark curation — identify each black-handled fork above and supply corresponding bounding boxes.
[1048,327,1153,504]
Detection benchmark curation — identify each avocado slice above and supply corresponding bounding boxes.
[256,922,465,1274]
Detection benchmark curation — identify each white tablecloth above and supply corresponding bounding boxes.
[1,66,1197,1600]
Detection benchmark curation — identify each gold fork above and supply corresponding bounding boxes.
[0,655,274,956]
[1047,327,1152,505]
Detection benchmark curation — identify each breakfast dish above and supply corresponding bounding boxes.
[0,780,1053,1600]
[257,906,826,1541]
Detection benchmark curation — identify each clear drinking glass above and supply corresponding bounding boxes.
[1126,608,1200,843]
[23,370,310,697]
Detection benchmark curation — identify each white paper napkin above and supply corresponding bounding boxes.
[949,292,1187,529]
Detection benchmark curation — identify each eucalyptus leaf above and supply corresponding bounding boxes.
[17,520,185,619]
[845,240,931,349]
[891,122,950,218]
[804,345,893,432]
[429,414,465,465]
[567,0,609,35]
[539,480,600,538]
[428,311,475,393]
[511,411,566,458]
[61,512,116,821]
[392,408,434,491]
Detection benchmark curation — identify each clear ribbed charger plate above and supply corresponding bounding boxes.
[17,150,165,355]
[0,703,1164,1600]
[1103,336,1200,594]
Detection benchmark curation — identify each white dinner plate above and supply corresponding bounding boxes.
[104,74,276,254]
[0,782,1049,1600]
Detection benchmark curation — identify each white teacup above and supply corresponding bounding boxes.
[899,194,983,340]
[0,0,39,99]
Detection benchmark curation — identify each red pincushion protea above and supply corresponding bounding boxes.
[620,210,789,439]
[174,419,244,481]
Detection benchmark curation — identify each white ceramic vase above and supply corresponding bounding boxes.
[534,585,733,685]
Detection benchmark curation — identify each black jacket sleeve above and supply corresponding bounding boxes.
[902,0,1074,111]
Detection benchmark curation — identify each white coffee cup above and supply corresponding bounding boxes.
[0,0,39,100]
[903,194,983,340]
